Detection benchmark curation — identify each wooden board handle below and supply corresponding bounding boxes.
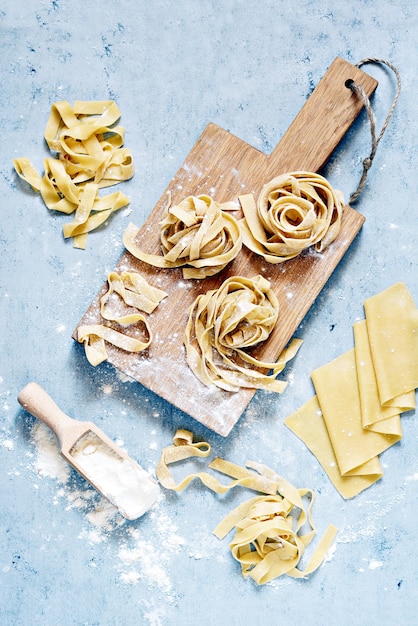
[267,57,378,175]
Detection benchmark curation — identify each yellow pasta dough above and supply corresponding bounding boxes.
[364,282,418,405]
[183,274,302,392]
[78,270,167,366]
[156,430,338,584]
[14,100,134,248]
[285,396,384,500]
[123,194,242,279]
[285,282,417,499]
[353,319,414,432]
[215,495,338,584]
[311,349,401,477]
[239,171,343,263]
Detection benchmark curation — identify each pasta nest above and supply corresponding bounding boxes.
[240,171,344,263]
[159,194,242,278]
[184,275,301,392]
[228,494,315,583]
[206,274,278,351]
[13,100,134,248]
[123,194,242,279]
[157,430,338,584]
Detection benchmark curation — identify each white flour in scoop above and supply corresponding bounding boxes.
[70,431,160,520]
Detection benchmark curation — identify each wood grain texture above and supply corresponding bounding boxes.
[74,57,378,436]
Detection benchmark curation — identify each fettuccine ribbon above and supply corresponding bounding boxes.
[157,430,338,584]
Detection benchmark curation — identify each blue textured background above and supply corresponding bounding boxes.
[1,2,417,625]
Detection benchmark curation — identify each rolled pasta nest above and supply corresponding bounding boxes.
[239,171,344,263]
[123,194,242,279]
[184,274,301,392]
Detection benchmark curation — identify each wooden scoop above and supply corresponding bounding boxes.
[18,382,160,520]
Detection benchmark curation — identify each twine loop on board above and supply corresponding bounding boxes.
[345,58,401,205]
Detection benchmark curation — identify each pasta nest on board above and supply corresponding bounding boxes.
[184,275,301,393]
[239,171,344,263]
[123,194,242,279]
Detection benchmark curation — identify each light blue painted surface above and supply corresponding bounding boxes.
[1,1,417,625]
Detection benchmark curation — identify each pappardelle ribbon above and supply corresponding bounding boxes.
[14,100,134,248]
[123,194,242,279]
[157,430,338,584]
[78,270,167,366]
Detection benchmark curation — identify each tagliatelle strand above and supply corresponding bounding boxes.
[61,185,131,249]
[184,274,302,392]
[78,270,167,366]
[13,99,134,248]
[78,322,152,366]
[156,430,338,584]
[157,442,280,496]
[13,158,43,192]
[100,271,168,319]
[239,171,343,263]
[123,194,242,279]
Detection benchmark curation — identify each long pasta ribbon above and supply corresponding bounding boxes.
[14,100,134,248]
[157,430,338,584]
[123,194,242,279]
[78,270,167,366]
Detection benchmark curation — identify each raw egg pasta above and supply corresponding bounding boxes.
[123,194,242,279]
[239,171,343,263]
[215,495,338,584]
[14,100,134,248]
[44,100,134,187]
[78,270,167,366]
[183,274,302,392]
[285,283,417,499]
[157,430,338,584]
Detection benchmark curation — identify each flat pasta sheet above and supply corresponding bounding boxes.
[285,283,418,499]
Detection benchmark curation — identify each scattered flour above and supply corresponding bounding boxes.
[1,437,14,451]
[31,421,70,484]
[405,473,418,481]
[323,542,337,563]
[337,490,407,544]
[28,420,186,604]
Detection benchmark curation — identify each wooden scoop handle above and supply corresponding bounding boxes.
[18,382,87,449]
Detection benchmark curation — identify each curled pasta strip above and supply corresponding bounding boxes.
[78,270,167,366]
[44,100,134,187]
[78,323,152,367]
[156,430,338,584]
[184,274,302,392]
[123,194,242,279]
[215,494,338,584]
[239,171,344,263]
[101,271,168,319]
[157,429,280,495]
[13,100,134,248]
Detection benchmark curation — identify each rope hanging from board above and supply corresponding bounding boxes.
[346,58,401,204]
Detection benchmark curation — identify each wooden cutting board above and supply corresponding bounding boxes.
[74,57,377,437]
